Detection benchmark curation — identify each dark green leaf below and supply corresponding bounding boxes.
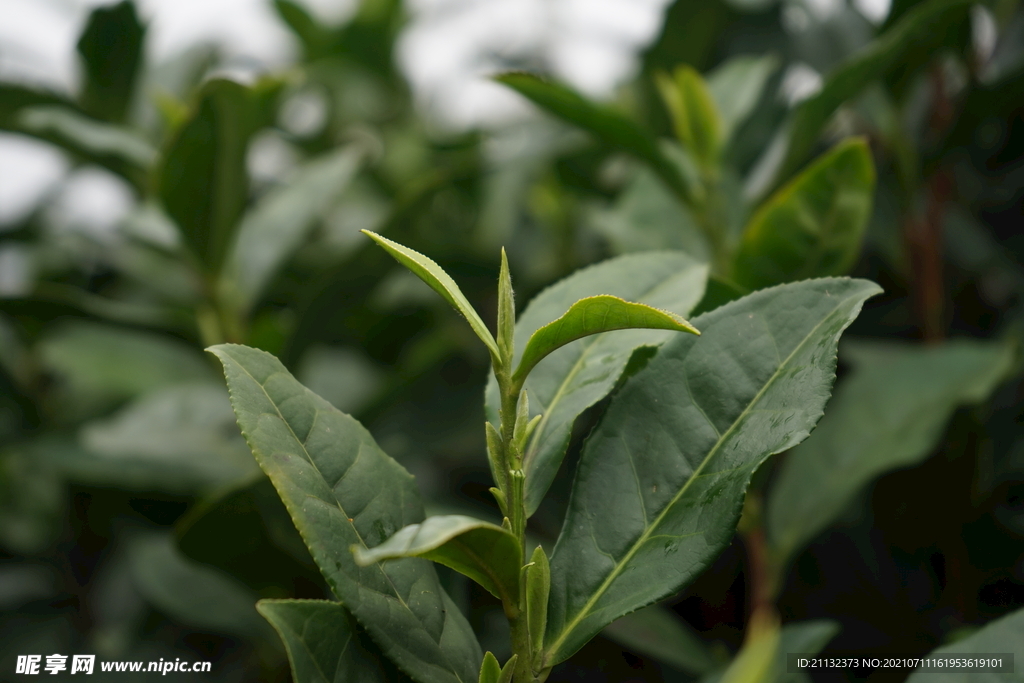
[494,73,694,204]
[0,83,74,129]
[656,66,722,167]
[905,607,1023,682]
[485,253,708,517]
[156,78,258,272]
[220,144,367,315]
[733,138,875,290]
[775,620,839,683]
[767,339,1014,565]
[602,605,719,675]
[258,599,404,683]
[362,231,500,361]
[512,295,699,386]
[76,0,145,123]
[544,278,880,665]
[353,515,520,605]
[767,0,973,190]
[210,344,481,683]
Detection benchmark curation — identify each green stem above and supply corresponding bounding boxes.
[494,366,535,682]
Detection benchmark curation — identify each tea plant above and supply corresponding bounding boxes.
[213,231,881,682]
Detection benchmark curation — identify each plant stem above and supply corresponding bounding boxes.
[494,363,537,682]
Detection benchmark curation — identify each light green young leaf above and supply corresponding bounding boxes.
[484,253,708,517]
[527,545,550,657]
[764,0,973,192]
[706,55,779,145]
[220,144,367,316]
[210,344,482,683]
[362,231,500,361]
[157,78,258,273]
[353,515,520,606]
[767,339,1014,565]
[543,278,880,666]
[733,138,875,291]
[477,652,516,683]
[717,623,779,683]
[76,0,144,123]
[258,599,408,683]
[656,65,723,167]
[512,295,699,386]
[494,72,694,205]
[905,607,1023,682]
[602,605,719,675]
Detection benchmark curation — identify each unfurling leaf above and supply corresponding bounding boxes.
[656,65,722,167]
[543,278,880,666]
[478,652,517,683]
[733,138,875,290]
[353,515,521,606]
[527,545,550,658]
[362,231,500,362]
[484,252,708,517]
[512,295,699,387]
[497,248,515,365]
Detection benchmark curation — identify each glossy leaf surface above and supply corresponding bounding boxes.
[767,339,1013,565]
[733,139,875,290]
[513,295,698,385]
[362,231,499,361]
[495,73,693,204]
[157,79,257,272]
[544,278,880,665]
[258,599,405,683]
[211,344,481,683]
[485,253,708,516]
[353,515,520,605]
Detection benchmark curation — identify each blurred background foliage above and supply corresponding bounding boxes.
[0,0,1023,680]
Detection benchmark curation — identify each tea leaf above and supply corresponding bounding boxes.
[905,607,1023,682]
[656,65,722,167]
[543,278,880,665]
[512,295,699,386]
[258,599,407,683]
[733,139,875,290]
[602,605,718,675]
[77,1,144,123]
[157,79,258,272]
[767,339,1014,565]
[706,55,779,144]
[210,344,481,683]
[362,231,500,362]
[495,73,694,204]
[485,253,708,517]
[353,515,520,605]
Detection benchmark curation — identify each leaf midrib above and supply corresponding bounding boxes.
[545,293,851,660]
[227,354,467,682]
